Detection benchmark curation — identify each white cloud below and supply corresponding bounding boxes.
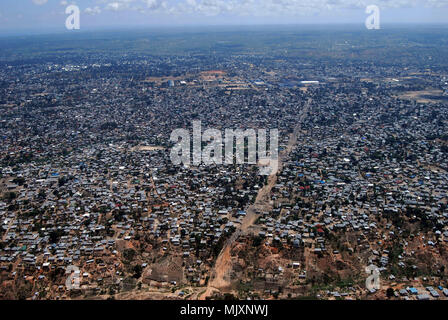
[85,6,102,15]
[32,0,48,5]
[101,0,167,12]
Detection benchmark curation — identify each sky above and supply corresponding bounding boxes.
[0,0,447,34]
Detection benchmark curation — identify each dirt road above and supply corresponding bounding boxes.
[199,98,312,299]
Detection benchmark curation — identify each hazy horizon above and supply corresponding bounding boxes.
[1,22,448,37]
[0,0,447,36]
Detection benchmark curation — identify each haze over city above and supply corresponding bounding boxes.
[0,0,447,35]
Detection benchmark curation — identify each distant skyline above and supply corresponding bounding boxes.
[0,0,447,35]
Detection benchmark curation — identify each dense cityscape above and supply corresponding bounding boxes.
[0,25,448,301]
